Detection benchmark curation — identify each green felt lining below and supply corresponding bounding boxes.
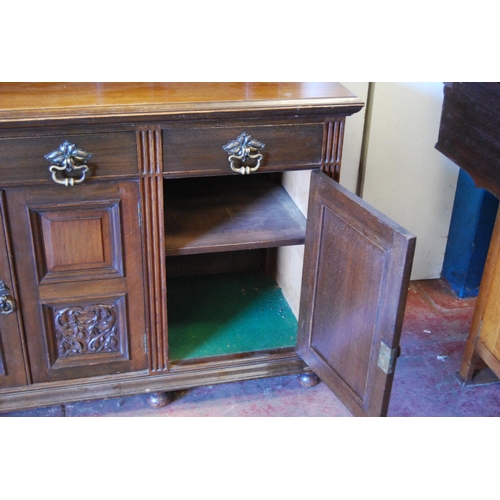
[167,271,298,360]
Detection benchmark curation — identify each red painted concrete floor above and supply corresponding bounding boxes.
[2,278,500,417]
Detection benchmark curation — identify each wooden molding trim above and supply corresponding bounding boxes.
[137,126,168,372]
[0,350,307,412]
[321,117,345,181]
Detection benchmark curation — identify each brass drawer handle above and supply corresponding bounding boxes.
[45,140,92,186]
[223,132,265,175]
[0,281,15,315]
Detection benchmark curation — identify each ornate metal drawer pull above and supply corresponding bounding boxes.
[222,132,265,175]
[45,140,92,186]
[0,281,15,315]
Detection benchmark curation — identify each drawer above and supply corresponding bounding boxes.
[163,122,324,177]
[0,132,138,185]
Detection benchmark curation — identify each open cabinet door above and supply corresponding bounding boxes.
[297,171,415,416]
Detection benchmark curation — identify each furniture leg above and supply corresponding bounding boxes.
[147,392,172,408]
[298,371,320,387]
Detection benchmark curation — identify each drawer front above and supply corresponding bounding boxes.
[0,132,138,186]
[163,122,324,177]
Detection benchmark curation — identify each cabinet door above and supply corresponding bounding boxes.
[0,191,28,388]
[297,171,415,417]
[6,181,147,383]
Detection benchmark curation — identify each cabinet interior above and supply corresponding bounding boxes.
[164,171,311,362]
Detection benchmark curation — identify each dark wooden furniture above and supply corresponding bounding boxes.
[436,82,500,384]
[0,83,415,417]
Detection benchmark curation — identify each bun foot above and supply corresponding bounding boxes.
[298,372,320,387]
[147,391,172,408]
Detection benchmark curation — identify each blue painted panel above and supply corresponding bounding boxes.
[442,169,499,298]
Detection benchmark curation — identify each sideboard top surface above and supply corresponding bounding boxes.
[0,82,364,127]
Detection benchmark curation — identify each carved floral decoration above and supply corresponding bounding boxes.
[54,304,119,357]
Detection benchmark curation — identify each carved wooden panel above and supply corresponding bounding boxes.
[6,181,148,383]
[137,126,169,372]
[42,296,128,370]
[30,201,123,283]
[55,305,119,356]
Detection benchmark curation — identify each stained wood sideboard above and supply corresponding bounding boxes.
[0,83,415,417]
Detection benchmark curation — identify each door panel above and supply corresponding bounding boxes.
[297,171,415,417]
[31,201,123,283]
[0,191,28,389]
[6,181,147,383]
[41,295,129,370]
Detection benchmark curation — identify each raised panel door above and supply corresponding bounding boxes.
[6,181,148,383]
[297,171,415,416]
[0,191,28,388]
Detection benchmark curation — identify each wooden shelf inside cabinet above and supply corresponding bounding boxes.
[164,175,307,256]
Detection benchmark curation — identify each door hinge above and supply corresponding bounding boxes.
[138,203,142,227]
[144,333,148,354]
[377,341,399,375]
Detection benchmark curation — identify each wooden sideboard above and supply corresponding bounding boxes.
[0,83,415,417]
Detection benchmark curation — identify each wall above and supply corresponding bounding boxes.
[356,82,460,280]
[278,82,458,316]
[338,82,369,193]
[277,83,368,317]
